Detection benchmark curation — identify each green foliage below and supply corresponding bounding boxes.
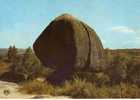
[15,47,46,80]
[7,45,18,62]
[21,47,41,79]
[6,46,48,82]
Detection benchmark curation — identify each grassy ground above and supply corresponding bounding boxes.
[19,78,140,98]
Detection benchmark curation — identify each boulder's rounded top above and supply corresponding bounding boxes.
[55,13,76,21]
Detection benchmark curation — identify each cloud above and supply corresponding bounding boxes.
[110,26,136,33]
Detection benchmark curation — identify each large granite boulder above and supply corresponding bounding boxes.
[33,14,104,84]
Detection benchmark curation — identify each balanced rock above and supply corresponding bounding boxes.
[33,14,104,84]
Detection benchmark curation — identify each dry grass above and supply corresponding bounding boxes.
[19,78,140,98]
[0,61,10,75]
[19,80,55,95]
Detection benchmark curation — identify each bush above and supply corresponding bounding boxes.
[19,78,140,98]
[7,47,48,82]
[118,83,140,98]
[19,80,55,95]
[56,77,97,98]
[127,58,140,86]
[57,78,140,98]
[94,72,110,86]
[105,83,140,98]
[56,77,111,98]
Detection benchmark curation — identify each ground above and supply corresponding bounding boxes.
[0,81,68,99]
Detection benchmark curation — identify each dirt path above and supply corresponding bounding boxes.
[0,81,68,99]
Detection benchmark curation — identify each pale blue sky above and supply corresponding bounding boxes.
[0,0,140,49]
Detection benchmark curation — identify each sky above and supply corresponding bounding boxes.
[0,0,140,49]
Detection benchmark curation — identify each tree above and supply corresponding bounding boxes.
[3,46,48,82]
[21,47,45,80]
[7,45,18,62]
[7,47,47,82]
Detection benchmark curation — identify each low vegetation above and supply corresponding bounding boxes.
[0,46,49,82]
[0,46,140,98]
[19,80,55,95]
[19,77,140,98]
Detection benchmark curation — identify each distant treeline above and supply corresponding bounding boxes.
[0,48,26,56]
[106,48,140,57]
[1,47,140,56]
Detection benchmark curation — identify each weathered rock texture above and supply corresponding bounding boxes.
[33,14,104,84]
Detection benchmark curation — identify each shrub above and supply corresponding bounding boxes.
[19,80,55,95]
[57,78,140,98]
[56,77,111,98]
[56,77,97,98]
[119,83,140,98]
[107,83,140,98]
[94,72,110,86]
[19,78,140,98]
[127,58,140,86]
